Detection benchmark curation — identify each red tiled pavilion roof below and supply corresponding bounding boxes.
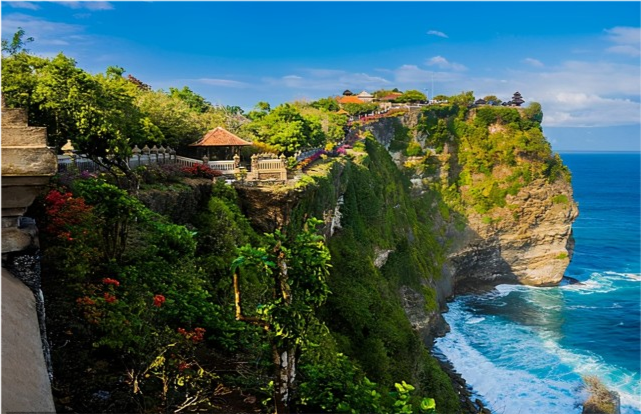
[189,126,252,147]
[337,95,364,104]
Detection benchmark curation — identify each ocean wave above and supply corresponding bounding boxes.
[435,320,583,414]
[541,340,641,413]
[603,271,641,282]
[561,273,618,294]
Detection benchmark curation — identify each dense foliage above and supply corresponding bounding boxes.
[415,96,571,217]
[240,101,347,155]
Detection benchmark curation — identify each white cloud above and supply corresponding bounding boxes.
[5,1,40,10]
[1,13,85,46]
[4,0,114,10]
[425,56,467,71]
[82,0,114,10]
[606,45,640,57]
[263,69,390,92]
[523,58,544,68]
[543,95,640,127]
[605,27,641,46]
[197,78,249,88]
[427,30,448,38]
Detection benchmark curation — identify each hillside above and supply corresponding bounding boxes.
[24,100,577,414]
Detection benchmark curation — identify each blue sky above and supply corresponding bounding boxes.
[1,1,640,152]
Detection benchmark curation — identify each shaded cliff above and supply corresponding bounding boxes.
[235,143,464,412]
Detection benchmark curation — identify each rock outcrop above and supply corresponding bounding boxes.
[370,109,579,291]
[449,177,578,289]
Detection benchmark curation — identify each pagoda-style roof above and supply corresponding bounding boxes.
[357,90,373,98]
[337,95,364,104]
[342,89,354,96]
[190,126,252,147]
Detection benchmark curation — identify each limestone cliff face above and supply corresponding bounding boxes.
[448,177,578,289]
[371,108,579,290]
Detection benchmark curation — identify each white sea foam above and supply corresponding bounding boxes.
[436,301,641,414]
[436,305,584,414]
[466,316,485,324]
[603,271,641,282]
[561,272,618,294]
[540,339,641,413]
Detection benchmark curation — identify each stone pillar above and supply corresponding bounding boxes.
[1,103,57,412]
[2,106,57,254]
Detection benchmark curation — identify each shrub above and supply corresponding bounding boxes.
[552,194,569,204]
[137,163,186,184]
[181,164,222,179]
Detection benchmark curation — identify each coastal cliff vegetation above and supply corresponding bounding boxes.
[5,30,580,414]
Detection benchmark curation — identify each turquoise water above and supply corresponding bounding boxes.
[435,153,640,414]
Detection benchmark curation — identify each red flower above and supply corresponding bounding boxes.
[104,293,117,303]
[102,278,120,287]
[153,294,166,307]
[191,327,206,343]
[177,362,190,371]
[76,296,96,306]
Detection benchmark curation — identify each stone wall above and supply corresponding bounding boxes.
[2,269,56,413]
[1,104,57,412]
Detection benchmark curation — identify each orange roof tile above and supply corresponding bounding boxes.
[337,95,364,104]
[189,127,252,147]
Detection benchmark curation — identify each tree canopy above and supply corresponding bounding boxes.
[395,89,427,103]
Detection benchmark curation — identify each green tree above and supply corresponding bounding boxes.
[448,91,475,106]
[169,86,212,113]
[483,95,502,104]
[241,103,325,154]
[1,27,33,56]
[342,102,379,116]
[135,89,206,149]
[231,218,332,414]
[395,89,427,103]
[523,101,543,123]
[310,97,339,112]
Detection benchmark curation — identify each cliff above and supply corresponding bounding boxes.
[231,105,577,412]
[353,106,578,291]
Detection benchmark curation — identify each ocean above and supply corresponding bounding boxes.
[434,152,641,414]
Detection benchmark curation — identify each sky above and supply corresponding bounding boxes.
[1,1,640,152]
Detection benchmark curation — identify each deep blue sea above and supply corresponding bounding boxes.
[435,153,641,414]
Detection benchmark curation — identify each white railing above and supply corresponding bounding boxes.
[175,156,202,168]
[208,160,236,171]
[258,160,283,170]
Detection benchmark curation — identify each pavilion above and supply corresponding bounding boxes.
[189,126,252,160]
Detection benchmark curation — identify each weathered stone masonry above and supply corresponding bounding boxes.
[2,103,57,413]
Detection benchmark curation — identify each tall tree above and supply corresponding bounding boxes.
[232,218,331,414]
[169,86,212,113]
[395,89,427,103]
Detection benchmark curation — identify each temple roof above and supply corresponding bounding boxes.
[337,95,365,104]
[189,126,252,147]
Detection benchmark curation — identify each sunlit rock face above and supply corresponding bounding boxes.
[449,177,578,289]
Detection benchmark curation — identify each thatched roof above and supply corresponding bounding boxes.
[189,127,251,147]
